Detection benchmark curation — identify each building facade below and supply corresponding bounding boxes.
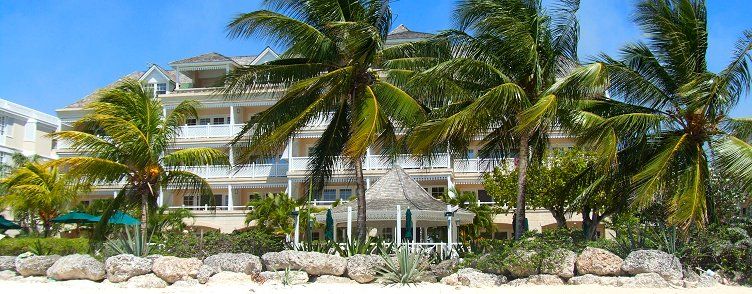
[0,98,60,166]
[56,25,602,238]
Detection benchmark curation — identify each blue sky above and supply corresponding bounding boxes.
[0,0,750,116]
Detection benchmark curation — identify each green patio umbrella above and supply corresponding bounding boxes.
[51,211,99,224]
[324,209,334,241]
[93,211,141,226]
[405,208,413,241]
[0,215,21,230]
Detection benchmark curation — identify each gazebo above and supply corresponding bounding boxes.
[313,167,475,248]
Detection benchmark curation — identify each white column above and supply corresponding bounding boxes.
[294,209,300,248]
[162,107,167,119]
[412,218,417,243]
[447,176,456,198]
[175,67,181,89]
[333,222,337,242]
[396,205,401,246]
[366,147,372,170]
[286,179,292,196]
[23,118,37,142]
[446,205,452,246]
[157,187,164,206]
[227,185,234,211]
[229,147,235,166]
[347,206,353,243]
[113,191,117,199]
[366,178,371,190]
[229,105,235,125]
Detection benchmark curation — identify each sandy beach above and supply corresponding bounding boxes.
[1,280,751,294]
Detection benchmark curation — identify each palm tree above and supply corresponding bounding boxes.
[224,0,426,241]
[396,0,581,239]
[50,79,228,243]
[1,163,88,236]
[526,0,752,229]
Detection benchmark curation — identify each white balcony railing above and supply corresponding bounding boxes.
[177,124,244,139]
[289,154,450,171]
[452,158,515,173]
[178,164,287,178]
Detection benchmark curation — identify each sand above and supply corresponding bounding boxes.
[1,280,752,294]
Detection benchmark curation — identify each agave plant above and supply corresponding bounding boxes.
[105,225,150,257]
[377,245,429,285]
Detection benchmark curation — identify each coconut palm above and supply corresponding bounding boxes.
[524,0,752,229]
[394,0,581,239]
[50,79,228,242]
[224,0,426,241]
[0,163,88,236]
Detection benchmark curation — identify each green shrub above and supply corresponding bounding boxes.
[151,228,284,259]
[0,237,89,256]
[377,245,429,285]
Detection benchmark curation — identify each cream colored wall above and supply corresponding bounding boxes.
[3,122,24,150]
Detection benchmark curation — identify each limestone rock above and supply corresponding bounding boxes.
[540,249,577,278]
[203,253,262,274]
[622,250,682,281]
[346,254,386,283]
[196,265,218,284]
[126,273,168,288]
[105,254,153,283]
[258,270,310,285]
[15,255,61,277]
[509,274,565,286]
[0,270,19,281]
[430,258,460,278]
[170,278,199,287]
[262,250,347,276]
[151,256,202,284]
[575,247,623,276]
[618,273,670,288]
[314,275,356,284]
[46,254,105,281]
[0,256,15,271]
[441,268,506,288]
[206,271,253,285]
[683,269,721,288]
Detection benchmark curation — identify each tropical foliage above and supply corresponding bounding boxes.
[377,245,429,285]
[437,190,496,244]
[224,0,427,241]
[50,79,228,243]
[245,192,324,237]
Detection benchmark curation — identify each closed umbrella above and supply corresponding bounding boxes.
[0,215,21,230]
[404,208,413,241]
[324,209,334,241]
[51,211,99,224]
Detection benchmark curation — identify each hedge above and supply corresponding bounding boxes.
[0,237,89,256]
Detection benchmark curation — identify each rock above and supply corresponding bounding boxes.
[203,253,262,275]
[196,265,218,284]
[0,256,15,271]
[262,250,347,276]
[575,247,623,276]
[540,249,576,278]
[568,274,602,285]
[105,254,153,283]
[346,254,386,283]
[314,275,356,284]
[430,259,460,278]
[505,249,538,278]
[683,269,720,288]
[441,268,506,288]
[258,270,310,285]
[0,270,19,280]
[170,278,199,287]
[509,274,565,286]
[622,250,682,281]
[15,255,61,277]
[418,272,438,283]
[46,254,105,281]
[151,256,202,284]
[618,273,670,288]
[126,273,168,288]
[206,271,253,285]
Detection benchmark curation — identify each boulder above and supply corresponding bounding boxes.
[203,253,262,275]
[15,255,61,277]
[258,270,310,285]
[151,256,202,284]
[105,254,153,283]
[568,274,603,285]
[206,271,253,285]
[262,250,347,276]
[430,258,460,278]
[505,249,538,278]
[0,270,19,281]
[441,268,506,288]
[622,250,682,281]
[196,265,218,284]
[575,247,623,276]
[125,273,168,288]
[540,249,576,278]
[0,256,15,271]
[170,278,199,287]
[46,254,105,281]
[509,274,565,286]
[618,273,670,288]
[314,275,357,284]
[683,269,721,288]
[346,254,386,283]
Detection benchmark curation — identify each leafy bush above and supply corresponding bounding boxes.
[0,237,89,255]
[151,228,284,259]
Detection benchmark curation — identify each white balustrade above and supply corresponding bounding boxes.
[452,158,516,173]
[177,124,242,139]
[175,164,287,178]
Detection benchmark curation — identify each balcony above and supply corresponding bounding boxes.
[171,86,224,95]
[177,124,244,139]
[289,153,451,172]
[453,158,515,173]
[178,164,288,179]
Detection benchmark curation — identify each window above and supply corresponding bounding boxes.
[478,190,492,203]
[186,118,197,126]
[144,84,155,96]
[212,117,226,125]
[0,117,12,137]
[339,189,352,201]
[430,187,445,198]
[322,189,337,201]
[183,195,196,206]
[214,194,227,207]
[199,118,211,125]
[156,83,167,95]
[467,149,476,159]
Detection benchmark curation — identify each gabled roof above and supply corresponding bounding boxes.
[387,24,433,40]
[169,52,234,65]
[230,55,258,66]
[139,64,175,83]
[63,71,144,109]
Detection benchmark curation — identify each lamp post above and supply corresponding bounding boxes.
[290,210,300,248]
[444,205,454,249]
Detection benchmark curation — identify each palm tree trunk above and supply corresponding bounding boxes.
[354,157,367,242]
[514,132,531,240]
[140,192,149,249]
